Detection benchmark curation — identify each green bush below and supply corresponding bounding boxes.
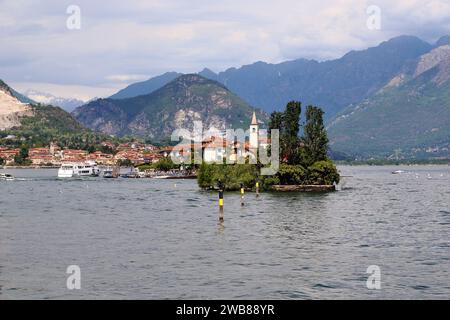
[197,163,258,190]
[13,146,31,165]
[152,157,178,171]
[225,164,259,190]
[306,160,340,185]
[197,162,216,188]
[197,160,340,190]
[260,175,279,190]
[276,164,307,185]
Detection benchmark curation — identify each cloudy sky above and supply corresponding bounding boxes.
[1,0,450,100]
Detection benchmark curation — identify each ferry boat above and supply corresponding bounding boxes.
[57,161,100,178]
[0,173,14,181]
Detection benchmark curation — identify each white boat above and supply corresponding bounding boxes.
[103,168,114,178]
[0,173,14,181]
[102,166,118,178]
[152,175,170,179]
[392,170,406,174]
[58,161,100,178]
[138,171,146,178]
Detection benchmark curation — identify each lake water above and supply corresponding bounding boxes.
[0,166,449,299]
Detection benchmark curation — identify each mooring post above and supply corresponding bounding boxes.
[240,183,245,206]
[218,180,224,221]
[256,180,260,197]
[219,189,224,221]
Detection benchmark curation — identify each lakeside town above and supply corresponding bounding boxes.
[0,141,168,167]
[0,112,269,170]
[0,131,263,169]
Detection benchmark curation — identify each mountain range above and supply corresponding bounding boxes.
[73,74,267,141]
[0,80,84,137]
[73,35,449,159]
[24,90,85,112]
[328,44,450,159]
[106,35,435,121]
[3,34,450,159]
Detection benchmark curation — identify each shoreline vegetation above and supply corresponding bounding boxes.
[197,101,340,191]
[197,161,340,191]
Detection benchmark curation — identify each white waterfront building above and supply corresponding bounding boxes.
[169,111,267,164]
[202,111,263,163]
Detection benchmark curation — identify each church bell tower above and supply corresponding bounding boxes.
[249,111,259,150]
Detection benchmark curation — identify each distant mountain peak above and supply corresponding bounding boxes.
[73,73,267,140]
[175,73,209,82]
[171,73,220,86]
[109,71,182,100]
[199,67,216,74]
[198,68,218,80]
[386,34,425,43]
[23,89,85,112]
[154,74,231,97]
[436,35,450,47]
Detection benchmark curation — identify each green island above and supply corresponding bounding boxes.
[197,101,340,191]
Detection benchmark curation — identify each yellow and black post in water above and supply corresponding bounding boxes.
[256,180,260,197]
[240,183,245,206]
[219,189,224,221]
[218,180,224,221]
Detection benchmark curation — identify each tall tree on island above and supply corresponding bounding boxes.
[281,101,301,164]
[268,101,330,166]
[302,105,329,166]
[268,111,283,134]
[268,101,301,164]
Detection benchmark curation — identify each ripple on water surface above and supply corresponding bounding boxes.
[0,166,449,299]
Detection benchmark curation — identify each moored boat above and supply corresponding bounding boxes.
[102,166,119,178]
[0,173,15,181]
[103,169,114,178]
[152,175,171,179]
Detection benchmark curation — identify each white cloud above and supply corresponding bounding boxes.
[10,82,120,101]
[105,74,149,82]
[1,0,449,98]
